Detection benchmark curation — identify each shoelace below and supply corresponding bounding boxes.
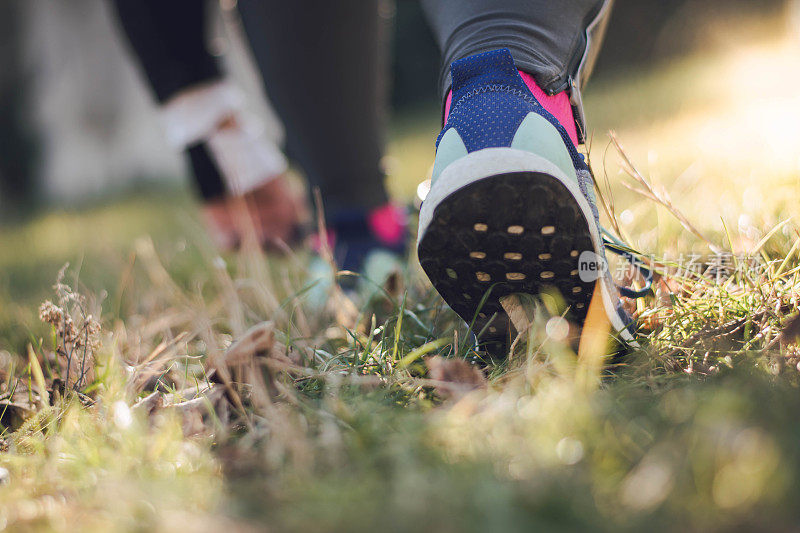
[601,228,653,299]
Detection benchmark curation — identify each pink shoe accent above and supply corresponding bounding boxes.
[367,203,407,247]
[518,71,579,147]
[443,70,579,147]
[444,91,453,123]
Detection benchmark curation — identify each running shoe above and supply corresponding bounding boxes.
[417,48,637,353]
[306,203,408,306]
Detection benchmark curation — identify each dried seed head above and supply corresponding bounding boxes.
[39,300,64,325]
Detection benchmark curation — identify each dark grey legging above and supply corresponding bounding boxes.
[421,0,612,140]
[112,1,611,208]
[236,0,391,216]
[112,0,227,200]
[111,0,390,214]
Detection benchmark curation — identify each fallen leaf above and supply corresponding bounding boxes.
[425,356,486,398]
[780,314,800,348]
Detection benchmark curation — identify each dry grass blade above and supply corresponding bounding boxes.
[501,294,540,358]
[134,237,190,302]
[312,188,358,328]
[209,321,301,414]
[586,134,623,238]
[27,345,49,409]
[609,132,720,253]
[131,331,191,390]
[219,322,278,366]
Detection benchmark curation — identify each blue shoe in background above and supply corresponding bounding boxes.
[306,203,408,307]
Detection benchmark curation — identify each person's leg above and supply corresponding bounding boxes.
[112,0,220,102]
[237,0,390,215]
[112,0,227,199]
[421,0,613,142]
[416,1,637,354]
[110,0,302,248]
[237,0,405,272]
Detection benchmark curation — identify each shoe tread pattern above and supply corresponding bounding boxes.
[418,171,596,353]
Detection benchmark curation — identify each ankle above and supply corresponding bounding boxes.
[517,71,579,147]
[322,203,407,247]
[443,69,580,147]
[311,203,408,267]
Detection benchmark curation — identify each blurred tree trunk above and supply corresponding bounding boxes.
[0,0,38,216]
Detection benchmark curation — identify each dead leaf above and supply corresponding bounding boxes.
[0,399,35,431]
[132,390,164,416]
[425,356,486,398]
[500,294,538,334]
[132,385,225,436]
[209,321,299,412]
[780,314,800,348]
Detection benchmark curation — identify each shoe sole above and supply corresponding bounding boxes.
[417,148,634,353]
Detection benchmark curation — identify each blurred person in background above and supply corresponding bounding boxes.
[111,0,408,282]
[113,0,637,349]
[111,0,302,251]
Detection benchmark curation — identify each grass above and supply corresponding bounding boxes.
[3,13,800,532]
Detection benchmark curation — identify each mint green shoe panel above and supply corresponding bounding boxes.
[431,128,468,185]
[361,249,403,287]
[305,249,404,310]
[511,113,577,184]
[304,255,336,310]
[359,249,404,300]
